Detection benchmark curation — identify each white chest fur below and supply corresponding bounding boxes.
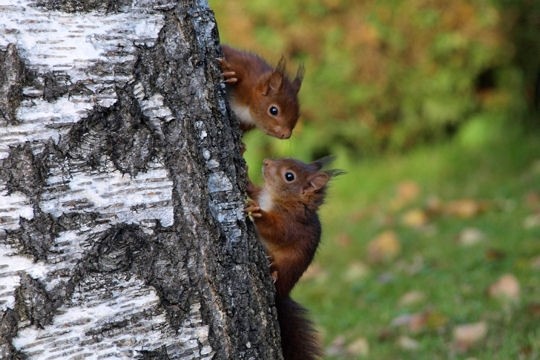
[230,101,255,126]
[258,189,273,212]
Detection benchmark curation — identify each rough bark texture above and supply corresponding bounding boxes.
[0,0,282,359]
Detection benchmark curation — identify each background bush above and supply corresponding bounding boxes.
[211,0,539,159]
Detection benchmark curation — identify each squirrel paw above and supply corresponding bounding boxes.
[217,58,238,83]
[221,71,238,84]
[245,200,262,218]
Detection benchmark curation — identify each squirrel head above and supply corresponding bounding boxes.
[252,58,304,139]
[262,156,343,210]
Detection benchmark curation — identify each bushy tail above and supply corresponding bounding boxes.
[276,296,322,360]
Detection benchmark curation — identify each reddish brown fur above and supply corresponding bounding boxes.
[220,45,303,139]
[246,157,341,360]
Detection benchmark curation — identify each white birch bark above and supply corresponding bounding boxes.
[0,0,282,359]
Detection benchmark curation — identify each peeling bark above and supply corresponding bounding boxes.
[0,1,282,359]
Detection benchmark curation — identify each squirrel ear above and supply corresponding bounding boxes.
[292,64,304,94]
[304,173,329,193]
[266,71,283,95]
[264,56,286,95]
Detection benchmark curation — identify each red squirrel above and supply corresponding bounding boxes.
[246,157,342,360]
[218,45,304,139]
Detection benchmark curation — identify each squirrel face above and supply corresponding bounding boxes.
[251,64,303,139]
[261,158,331,209]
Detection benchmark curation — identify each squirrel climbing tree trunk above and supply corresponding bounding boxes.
[0,0,283,359]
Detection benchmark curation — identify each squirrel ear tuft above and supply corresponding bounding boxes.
[293,64,304,94]
[276,56,286,74]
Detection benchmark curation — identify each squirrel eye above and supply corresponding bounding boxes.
[284,171,295,182]
[268,105,279,117]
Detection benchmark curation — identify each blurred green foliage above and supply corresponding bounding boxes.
[211,0,539,159]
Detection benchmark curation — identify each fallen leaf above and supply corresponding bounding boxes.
[391,181,421,210]
[485,248,506,261]
[301,262,328,282]
[390,310,447,333]
[488,274,520,301]
[452,321,488,352]
[524,191,540,210]
[531,256,540,270]
[347,337,369,357]
[367,230,401,263]
[527,303,540,317]
[345,261,370,282]
[457,227,486,246]
[401,208,429,228]
[349,210,368,222]
[397,335,420,351]
[425,196,443,215]
[326,336,346,357]
[390,310,448,334]
[523,213,540,229]
[335,232,353,247]
[391,312,428,333]
[444,199,489,218]
[399,291,426,307]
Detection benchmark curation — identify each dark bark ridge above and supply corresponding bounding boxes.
[0,0,281,359]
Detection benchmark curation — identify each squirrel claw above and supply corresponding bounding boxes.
[221,70,238,84]
[271,270,278,283]
[245,200,262,218]
[223,77,238,84]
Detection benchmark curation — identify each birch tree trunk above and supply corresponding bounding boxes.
[0,0,282,359]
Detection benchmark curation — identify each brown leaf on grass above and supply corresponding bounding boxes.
[391,310,448,333]
[401,208,429,228]
[488,274,520,301]
[399,290,426,307]
[391,313,428,333]
[349,209,369,222]
[527,303,540,318]
[397,335,420,351]
[326,336,346,357]
[531,256,540,270]
[452,321,488,352]
[485,248,506,261]
[301,262,328,282]
[523,213,540,229]
[425,196,443,215]
[444,199,490,218]
[391,181,421,210]
[524,191,540,210]
[345,261,370,282]
[346,337,369,357]
[335,232,353,247]
[457,227,486,246]
[367,230,401,263]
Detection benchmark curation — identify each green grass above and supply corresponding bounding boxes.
[250,120,540,359]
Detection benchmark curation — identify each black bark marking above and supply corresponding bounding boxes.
[31,0,132,13]
[62,86,160,176]
[14,275,54,329]
[42,72,71,102]
[17,211,59,261]
[0,142,46,200]
[0,44,31,126]
[0,309,24,359]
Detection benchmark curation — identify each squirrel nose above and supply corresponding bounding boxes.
[278,129,291,139]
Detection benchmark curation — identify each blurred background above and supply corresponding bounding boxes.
[210,0,540,358]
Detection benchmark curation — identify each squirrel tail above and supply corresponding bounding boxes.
[276,296,322,360]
